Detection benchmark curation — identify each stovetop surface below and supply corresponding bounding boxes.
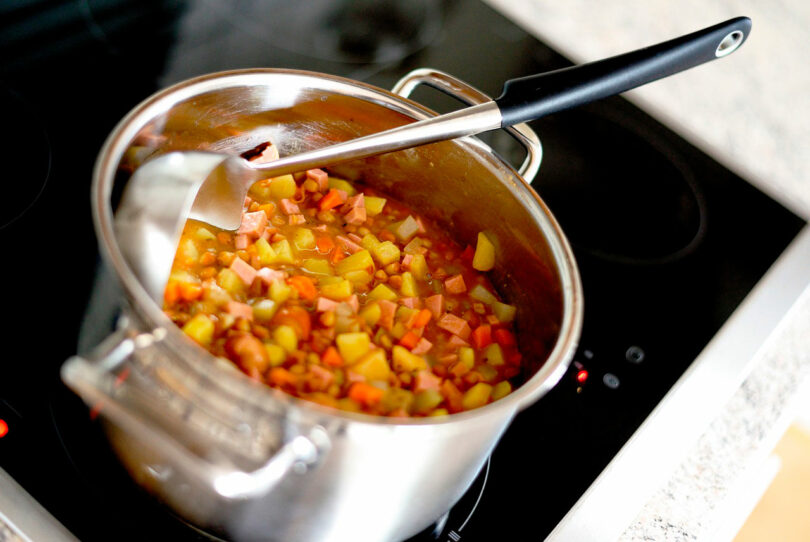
[0,1,804,541]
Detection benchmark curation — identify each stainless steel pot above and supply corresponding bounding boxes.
[62,68,583,541]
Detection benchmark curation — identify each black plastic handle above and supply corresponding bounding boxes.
[495,17,751,127]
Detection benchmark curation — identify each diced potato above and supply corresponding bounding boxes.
[491,381,512,401]
[335,249,374,276]
[361,233,381,251]
[368,283,398,301]
[252,299,277,322]
[269,280,293,304]
[492,301,516,323]
[350,349,390,381]
[318,275,344,286]
[472,232,495,271]
[409,254,428,281]
[302,259,333,276]
[178,238,199,265]
[249,180,272,200]
[461,383,493,410]
[390,321,407,340]
[477,364,498,382]
[371,241,400,266]
[292,227,316,250]
[413,389,443,414]
[271,239,295,264]
[429,408,449,417]
[392,345,428,372]
[169,269,199,284]
[328,177,357,196]
[194,227,216,241]
[458,347,475,369]
[400,271,417,297]
[392,215,419,242]
[203,281,231,307]
[336,332,371,363]
[217,268,244,296]
[264,344,286,367]
[396,306,418,323]
[182,314,214,346]
[402,238,424,254]
[381,387,414,413]
[364,196,386,216]
[360,302,382,327]
[273,325,298,353]
[269,174,297,199]
[344,269,373,286]
[255,237,277,266]
[469,284,497,305]
[320,279,353,300]
[483,343,505,366]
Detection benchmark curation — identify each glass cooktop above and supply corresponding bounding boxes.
[0,1,804,541]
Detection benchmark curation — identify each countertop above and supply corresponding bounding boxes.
[484,1,810,540]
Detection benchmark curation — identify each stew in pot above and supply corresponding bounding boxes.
[163,142,523,416]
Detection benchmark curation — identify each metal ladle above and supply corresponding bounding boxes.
[115,17,749,301]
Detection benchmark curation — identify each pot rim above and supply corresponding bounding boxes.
[92,67,583,426]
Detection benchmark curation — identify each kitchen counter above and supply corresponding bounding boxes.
[484,1,810,540]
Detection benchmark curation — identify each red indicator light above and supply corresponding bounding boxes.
[576,370,589,384]
[0,419,8,438]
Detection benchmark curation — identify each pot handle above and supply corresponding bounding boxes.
[61,325,330,500]
[392,69,543,183]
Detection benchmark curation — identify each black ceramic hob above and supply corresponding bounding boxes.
[0,1,804,541]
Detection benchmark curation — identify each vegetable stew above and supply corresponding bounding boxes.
[163,143,522,416]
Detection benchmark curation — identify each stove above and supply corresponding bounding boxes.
[0,1,807,541]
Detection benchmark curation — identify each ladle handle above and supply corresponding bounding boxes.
[496,17,751,126]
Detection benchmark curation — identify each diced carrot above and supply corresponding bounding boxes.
[494,328,516,347]
[268,367,298,388]
[348,382,384,406]
[318,188,344,211]
[399,331,420,350]
[410,309,432,329]
[330,249,346,264]
[164,282,181,304]
[289,275,317,302]
[322,346,344,367]
[316,236,335,254]
[441,380,463,412]
[258,203,276,217]
[471,324,492,349]
[450,361,470,377]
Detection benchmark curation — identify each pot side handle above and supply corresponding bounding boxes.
[392,69,543,184]
[61,326,330,500]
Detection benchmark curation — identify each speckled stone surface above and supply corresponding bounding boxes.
[484,1,810,540]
